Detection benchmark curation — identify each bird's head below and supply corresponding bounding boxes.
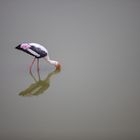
[55,62,61,70]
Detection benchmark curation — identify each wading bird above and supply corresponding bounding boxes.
[15,43,61,73]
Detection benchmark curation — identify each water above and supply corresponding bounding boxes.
[0,1,140,140]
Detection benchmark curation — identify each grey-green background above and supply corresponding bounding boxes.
[0,0,140,140]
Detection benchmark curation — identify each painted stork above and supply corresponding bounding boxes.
[15,43,61,72]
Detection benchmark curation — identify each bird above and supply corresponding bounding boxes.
[15,43,61,73]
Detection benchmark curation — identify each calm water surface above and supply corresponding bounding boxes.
[0,1,140,140]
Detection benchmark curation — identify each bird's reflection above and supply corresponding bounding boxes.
[19,68,61,96]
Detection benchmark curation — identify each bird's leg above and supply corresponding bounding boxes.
[37,58,40,72]
[37,59,40,80]
[29,57,36,73]
[29,70,37,82]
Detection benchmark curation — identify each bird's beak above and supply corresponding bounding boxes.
[55,63,61,70]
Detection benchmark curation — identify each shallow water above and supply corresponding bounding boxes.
[0,1,140,140]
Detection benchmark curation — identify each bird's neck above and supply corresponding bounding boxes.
[45,56,61,69]
[48,59,59,65]
[45,56,59,66]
